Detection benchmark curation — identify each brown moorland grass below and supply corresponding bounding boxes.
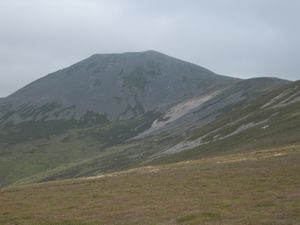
[0,145,299,225]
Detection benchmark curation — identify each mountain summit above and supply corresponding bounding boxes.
[0,50,238,124]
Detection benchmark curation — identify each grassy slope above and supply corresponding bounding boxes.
[0,113,159,187]
[0,81,298,187]
[0,144,299,225]
[8,132,179,186]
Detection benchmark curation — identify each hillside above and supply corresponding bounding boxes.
[149,80,300,164]
[1,144,299,225]
[4,79,297,187]
[0,51,297,188]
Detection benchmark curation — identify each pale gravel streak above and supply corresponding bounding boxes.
[133,92,219,139]
[261,86,299,109]
[273,90,300,108]
[154,119,269,157]
[151,127,222,157]
[219,119,269,140]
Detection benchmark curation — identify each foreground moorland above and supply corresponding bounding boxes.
[1,144,299,225]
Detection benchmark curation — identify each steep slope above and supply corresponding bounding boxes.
[0,50,237,125]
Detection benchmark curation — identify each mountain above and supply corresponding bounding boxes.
[0,51,297,188]
[0,50,237,125]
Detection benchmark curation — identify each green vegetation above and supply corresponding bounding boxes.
[0,111,160,187]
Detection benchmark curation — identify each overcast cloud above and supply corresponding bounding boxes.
[0,0,299,97]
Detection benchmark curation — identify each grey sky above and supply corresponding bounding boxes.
[0,0,299,97]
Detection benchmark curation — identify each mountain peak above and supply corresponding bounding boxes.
[90,50,163,58]
[142,50,163,54]
[1,51,239,124]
